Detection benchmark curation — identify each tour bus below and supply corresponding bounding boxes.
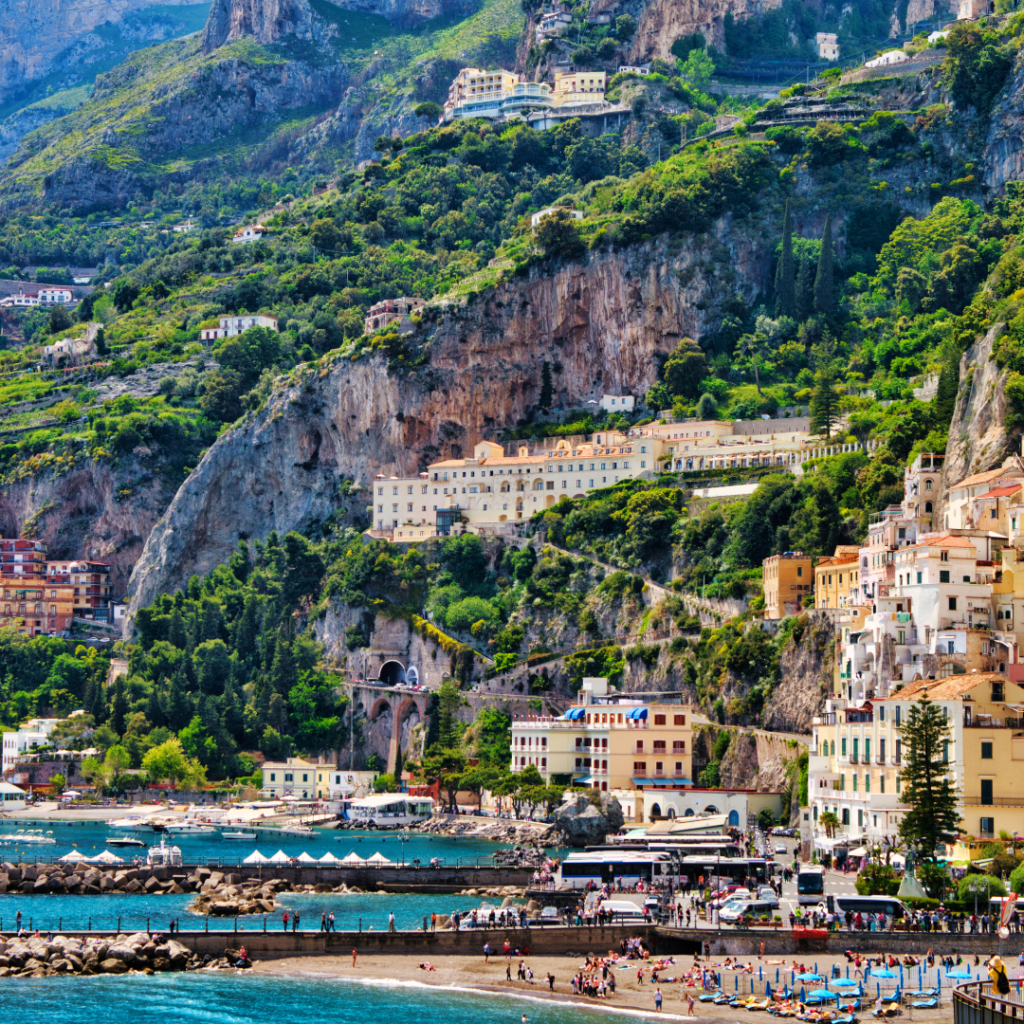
[676,855,770,889]
[558,850,676,889]
[819,894,910,921]
[797,865,826,905]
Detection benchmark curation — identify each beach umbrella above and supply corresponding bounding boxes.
[243,850,268,864]
[871,969,897,979]
[59,850,89,862]
[267,849,291,864]
[296,852,317,863]
[90,850,124,864]
[947,970,971,979]
[796,973,823,981]
[833,978,859,988]
[63,790,82,798]
[808,990,837,1000]
[318,852,341,865]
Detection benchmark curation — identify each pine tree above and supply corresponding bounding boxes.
[809,335,840,439]
[934,348,961,424]
[200,598,224,642]
[813,215,835,315]
[898,696,962,860]
[110,677,129,736]
[169,606,187,650]
[539,360,553,413]
[775,200,796,317]
[234,594,259,662]
[269,634,297,695]
[165,665,193,731]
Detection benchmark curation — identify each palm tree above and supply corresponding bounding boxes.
[819,810,840,839]
[738,332,769,395]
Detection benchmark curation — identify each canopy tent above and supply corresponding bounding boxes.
[364,851,393,866]
[267,849,292,864]
[562,708,585,720]
[90,850,124,864]
[848,846,868,857]
[62,790,83,798]
[243,850,269,864]
[318,852,342,865]
[340,852,365,865]
[58,849,89,862]
[898,870,928,900]
[626,707,648,720]
[296,852,318,864]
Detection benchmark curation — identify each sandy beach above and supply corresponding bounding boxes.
[254,949,954,1022]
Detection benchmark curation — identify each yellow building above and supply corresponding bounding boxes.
[510,678,693,792]
[814,547,861,610]
[762,552,813,619]
[552,70,607,106]
[260,757,317,800]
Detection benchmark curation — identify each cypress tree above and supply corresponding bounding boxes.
[809,335,840,439]
[934,349,961,424]
[539,360,553,413]
[110,677,129,737]
[813,215,835,315]
[796,251,815,320]
[169,606,187,649]
[165,664,193,730]
[775,200,796,317]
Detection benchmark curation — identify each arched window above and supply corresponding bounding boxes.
[925,501,933,513]
[925,479,933,490]
[649,802,662,821]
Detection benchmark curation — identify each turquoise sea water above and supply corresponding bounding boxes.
[0,972,644,1024]
[0,822,536,933]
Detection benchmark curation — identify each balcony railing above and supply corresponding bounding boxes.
[875,754,886,764]
[964,796,1024,807]
[963,717,1024,729]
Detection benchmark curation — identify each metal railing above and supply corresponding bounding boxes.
[954,980,1024,1024]
[963,796,1024,807]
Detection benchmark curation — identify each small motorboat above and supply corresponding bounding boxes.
[163,821,217,834]
[106,834,147,848]
[221,830,258,840]
[279,825,316,837]
[106,816,162,832]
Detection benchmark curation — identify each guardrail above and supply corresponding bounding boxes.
[954,980,1024,1023]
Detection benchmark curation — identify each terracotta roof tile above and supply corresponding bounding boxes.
[888,672,1008,701]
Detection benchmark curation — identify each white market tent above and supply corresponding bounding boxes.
[267,849,291,864]
[90,850,124,864]
[243,849,269,864]
[340,852,365,865]
[318,852,341,865]
[59,849,89,862]
[296,852,317,864]
[364,851,393,867]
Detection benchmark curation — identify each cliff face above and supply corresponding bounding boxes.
[984,51,1024,193]
[201,0,315,52]
[934,323,1018,529]
[0,461,175,599]
[125,227,773,622]
[762,615,832,735]
[327,0,476,27]
[0,0,201,100]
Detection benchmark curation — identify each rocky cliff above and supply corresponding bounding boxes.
[201,0,315,51]
[934,323,1019,529]
[327,0,477,27]
[761,614,832,735]
[125,226,773,623]
[0,0,203,101]
[984,51,1024,194]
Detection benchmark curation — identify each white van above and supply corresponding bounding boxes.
[597,899,648,922]
[720,899,778,925]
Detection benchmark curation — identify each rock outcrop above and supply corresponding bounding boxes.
[761,614,832,735]
[201,0,317,52]
[984,51,1024,193]
[934,323,1019,530]
[554,794,624,846]
[126,227,773,623]
[328,0,477,27]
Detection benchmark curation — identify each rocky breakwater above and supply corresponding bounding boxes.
[415,815,559,846]
[0,931,210,978]
[188,872,286,917]
[0,861,189,896]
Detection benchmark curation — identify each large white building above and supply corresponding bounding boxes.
[2,718,62,774]
[200,314,279,342]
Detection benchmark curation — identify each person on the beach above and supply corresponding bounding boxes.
[352,948,358,967]
[655,988,662,1011]
[685,992,695,1016]
[547,973,555,991]
[484,943,490,962]
[506,964,512,982]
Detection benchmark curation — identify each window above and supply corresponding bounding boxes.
[798,567,803,577]
[949,597,957,611]
[981,816,995,834]
[852,738,859,762]
[840,773,845,791]
[982,741,993,759]
[841,809,850,825]
[857,809,864,828]
[633,761,647,772]
[942,740,949,763]
[941,550,949,562]
[880,773,886,794]
[284,773,293,782]
[864,738,871,762]
[879,737,886,760]
[917,571,922,584]
[654,714,666,725]
[878,706,885,722]
[896,775,901,794]
[841,737,847,757]
[864,773,870,794]
[674,714,686,725]
[895,738,902,763]
[895,706,901,727]
[270,773,276,782]
[653,740,666,752]
[673,740,686,752]
[853,773,858,792]
[940,569,950,583]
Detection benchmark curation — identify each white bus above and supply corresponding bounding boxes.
[797,865,826,905]
[558,850,676,889]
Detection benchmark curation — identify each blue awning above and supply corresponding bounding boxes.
[563,708,585,720]
[631,777,654,786]
[626,707,649,720]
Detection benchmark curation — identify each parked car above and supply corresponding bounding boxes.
[775,843,787,855]
[756,887,780,908]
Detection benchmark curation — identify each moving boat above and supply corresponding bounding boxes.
[147,837,183,867]
[106,834,147,848]
[221,830,258,840]
[0,829,57,845]
[162,821,217,834]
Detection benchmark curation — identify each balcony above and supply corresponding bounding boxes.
[964,715,1024,729]
[875,754,886,764]
[963,796,1024,807]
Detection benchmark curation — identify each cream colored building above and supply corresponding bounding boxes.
[552,70,607,107]
[810,673,1024,848]
[315,768,378,800]
[814,547,861,610]
[444,68,552,120]
[261,757,317,800]
[510,678,693,792]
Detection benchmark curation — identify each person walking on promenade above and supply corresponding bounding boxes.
[293,910,300,933]
[282,911,289,932]
[328,911,335,932]
[389,911,396,933]
[320,912,328,933]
